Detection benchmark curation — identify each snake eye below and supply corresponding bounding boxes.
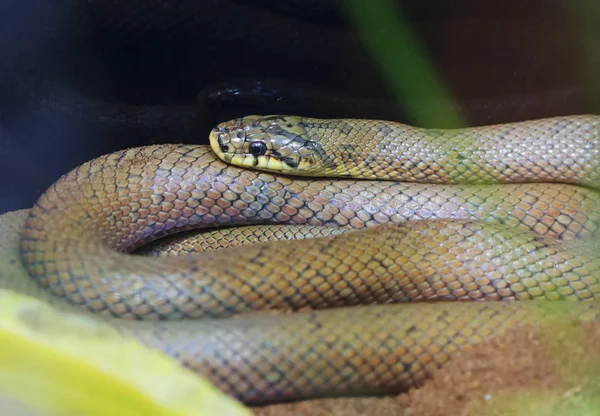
[249,141,268,157]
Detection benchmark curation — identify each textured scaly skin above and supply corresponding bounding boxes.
[137,224,351,256]
[17,115,600,404]
[210,114,600,188]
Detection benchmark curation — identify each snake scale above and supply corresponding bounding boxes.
[17,114,600,404]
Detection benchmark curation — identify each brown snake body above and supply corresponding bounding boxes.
[17,114,600,404]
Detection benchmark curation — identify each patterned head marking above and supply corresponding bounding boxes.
[209,115,327,174]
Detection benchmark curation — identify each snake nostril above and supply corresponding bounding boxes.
[217,135,229,153]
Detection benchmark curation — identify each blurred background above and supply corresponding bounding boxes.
[0,0,598,213]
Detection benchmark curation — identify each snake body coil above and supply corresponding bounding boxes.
[18,115,600,403]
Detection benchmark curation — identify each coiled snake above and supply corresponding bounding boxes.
[18,114,600,404]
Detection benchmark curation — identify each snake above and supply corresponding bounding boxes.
[16,113,600,404]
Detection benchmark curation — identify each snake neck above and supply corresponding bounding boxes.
[300,115,600,189]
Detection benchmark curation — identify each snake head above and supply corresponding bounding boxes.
[209,115,328,174]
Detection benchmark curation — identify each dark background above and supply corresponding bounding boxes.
[1,0,599,214]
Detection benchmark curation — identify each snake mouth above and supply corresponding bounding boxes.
[227,152,298,172]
